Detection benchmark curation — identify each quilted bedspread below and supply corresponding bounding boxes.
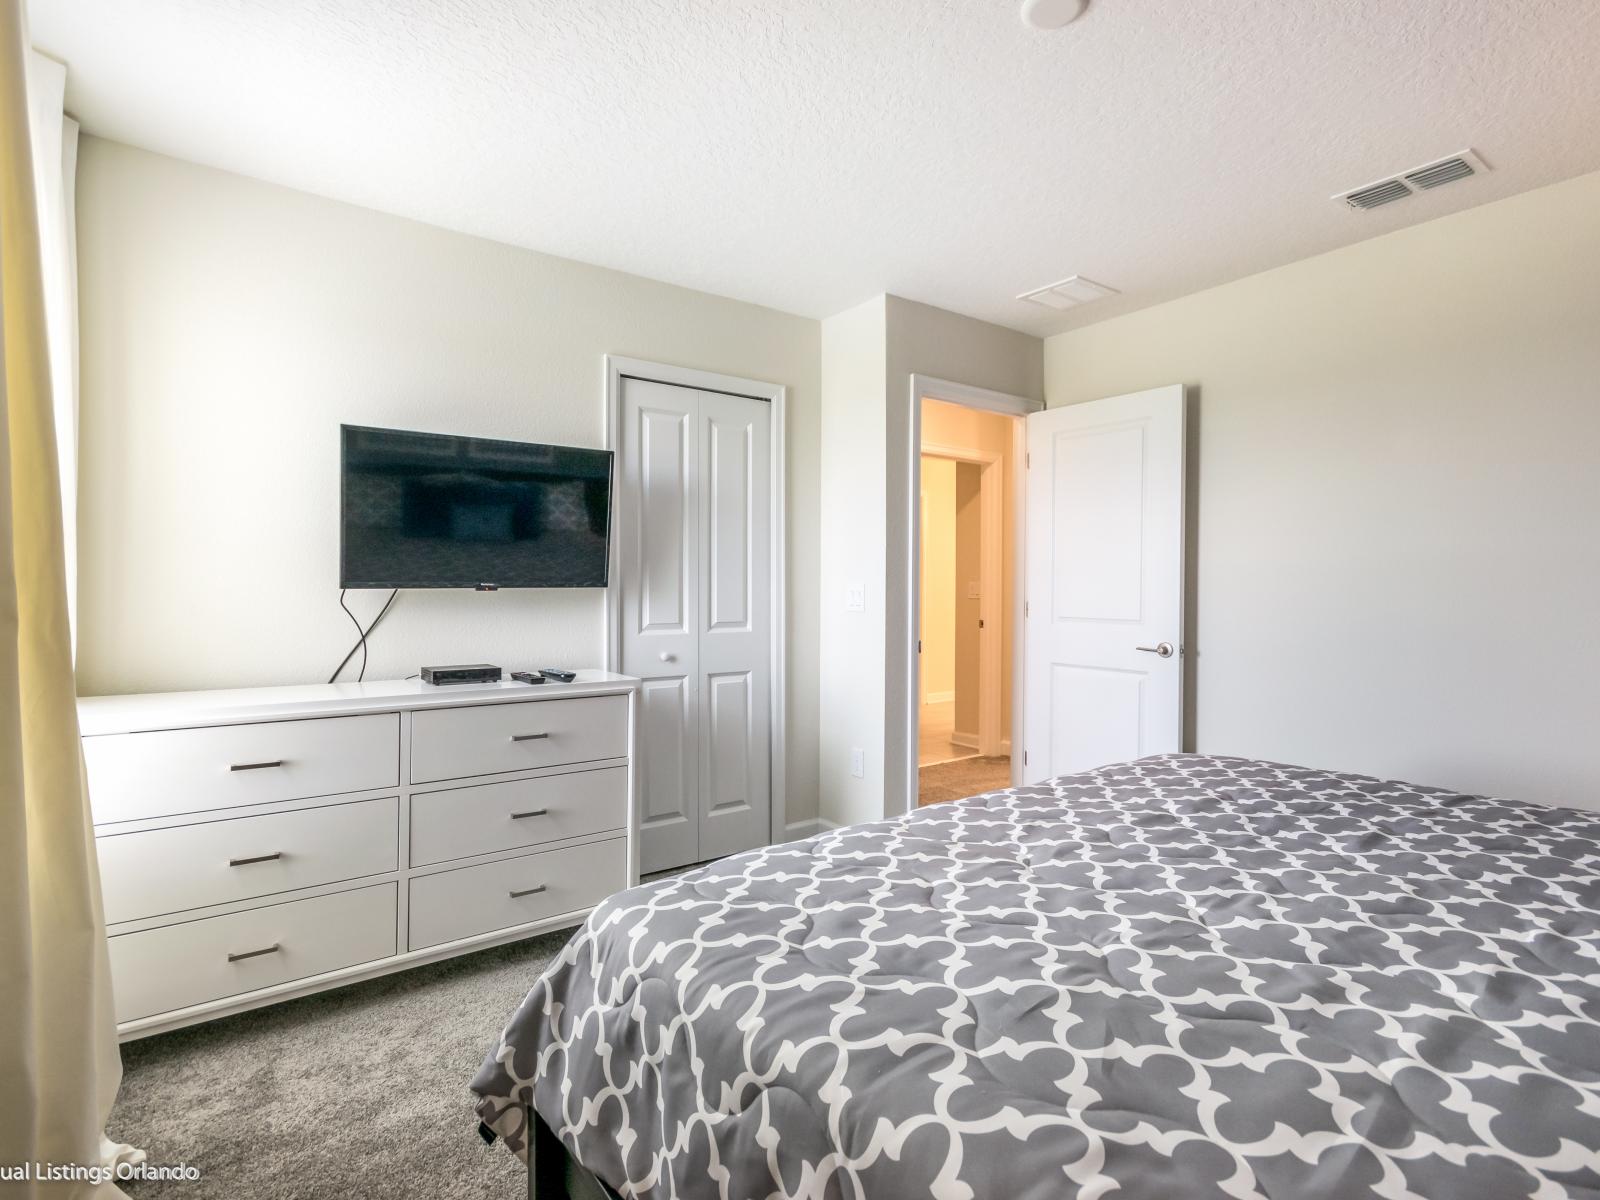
[471,754,1600,1199]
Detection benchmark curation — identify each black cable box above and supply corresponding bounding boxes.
[420,664,502,686]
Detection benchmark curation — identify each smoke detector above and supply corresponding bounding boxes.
[1021,0,1088,30]
[1335,149,1490,211]
[1017,275,1118,311]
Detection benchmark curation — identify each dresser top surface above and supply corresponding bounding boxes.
[78,672,639,736]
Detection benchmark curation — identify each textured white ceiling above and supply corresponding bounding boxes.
[28,0,1600,335]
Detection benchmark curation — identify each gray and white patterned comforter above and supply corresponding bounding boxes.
[471,754,1600,1199]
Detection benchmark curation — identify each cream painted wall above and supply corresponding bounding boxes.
[919,456,956,702]
[1044,169,1600,810]
[74,137,823,822]
[882,298,1041,817]
[818,297,888,828]
[820,294,1040,828]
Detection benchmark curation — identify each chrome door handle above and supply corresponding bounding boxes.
[1136,642,1176,658]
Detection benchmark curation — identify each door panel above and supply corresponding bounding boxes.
[1049,664,1145,774]
[1051,425,1145,621]
[619,378,772,873]
[697,390,771,862]
[620,379,700,873]
[706,415,752,631]
[637,404,693,633]
[1024,386,1184,783]
[637,677,696,861]
[704,670,754,816]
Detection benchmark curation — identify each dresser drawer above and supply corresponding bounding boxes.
[84,713,399,825]
[407,838,624,951]
[409,696,628,784]
[107,884,396,1023]
[410,768,627,867]
[98,798,398,925]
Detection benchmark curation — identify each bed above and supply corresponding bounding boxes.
[472,753,1600,1199]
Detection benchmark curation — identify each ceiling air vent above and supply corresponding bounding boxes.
[1018,275,1119,311]
[1343,179,1413,210]
[1404,151,1484,190]
[1334,149,1489,211]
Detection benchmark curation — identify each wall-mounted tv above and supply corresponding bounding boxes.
[340,425,612,589]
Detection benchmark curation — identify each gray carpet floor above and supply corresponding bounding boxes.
[112,927,574,1199]
[917,755,1011,805]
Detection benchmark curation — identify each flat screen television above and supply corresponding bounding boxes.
[340,425,612,589]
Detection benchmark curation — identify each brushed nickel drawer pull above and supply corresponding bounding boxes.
[510,809,549,820]
[508,884,547,899]
[229,760,284,772]
[227,943,281,963]
[228,851,283,867]
[510,733,551,742]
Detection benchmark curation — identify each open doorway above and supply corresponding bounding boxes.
[916,396,1023,805]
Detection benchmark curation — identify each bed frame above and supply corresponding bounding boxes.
[521,1101,620,1200]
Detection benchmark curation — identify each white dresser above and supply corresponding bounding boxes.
[78,673,639,1039]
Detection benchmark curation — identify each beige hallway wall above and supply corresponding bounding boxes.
[953,462,981,740]
[919,456,956,702]
[922,398,1017,744]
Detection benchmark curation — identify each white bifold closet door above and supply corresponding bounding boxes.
[619,377,772,874]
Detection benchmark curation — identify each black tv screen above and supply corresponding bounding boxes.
[340,425,612,589]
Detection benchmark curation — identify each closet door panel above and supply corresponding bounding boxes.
[697,393,772,861]
[620,378,701,874]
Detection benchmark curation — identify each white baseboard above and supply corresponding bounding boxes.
[951,731,979,750]
[784,817,837,841]
[923,691,955,705]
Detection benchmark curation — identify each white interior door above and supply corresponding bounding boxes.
[1022,386,1185,783]
[695,391,772,861]
[619,378,700,872]
[619,378,771,873]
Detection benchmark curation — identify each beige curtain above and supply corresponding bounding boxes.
[0,2,129,1195]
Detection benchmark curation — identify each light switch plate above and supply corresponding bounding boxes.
[844,583,866,612]
[849,748,865,778]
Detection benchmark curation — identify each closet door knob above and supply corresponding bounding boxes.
[659,652,675,663]
[1135,642,1176,658]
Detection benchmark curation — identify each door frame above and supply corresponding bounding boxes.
[919,443,1004,757]
[602,355,789,849]
[900,375,1041,814]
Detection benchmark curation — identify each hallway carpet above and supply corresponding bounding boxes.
[917,755,1012,805]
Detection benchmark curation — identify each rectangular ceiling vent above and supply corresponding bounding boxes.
[1018,275,1119,311]
[1344,178,1413,210]
[1404,154,1480,190]
[1335,149,1489,211]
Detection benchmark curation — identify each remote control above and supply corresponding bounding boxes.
[540,668,577,683]
[510,670,545,685]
